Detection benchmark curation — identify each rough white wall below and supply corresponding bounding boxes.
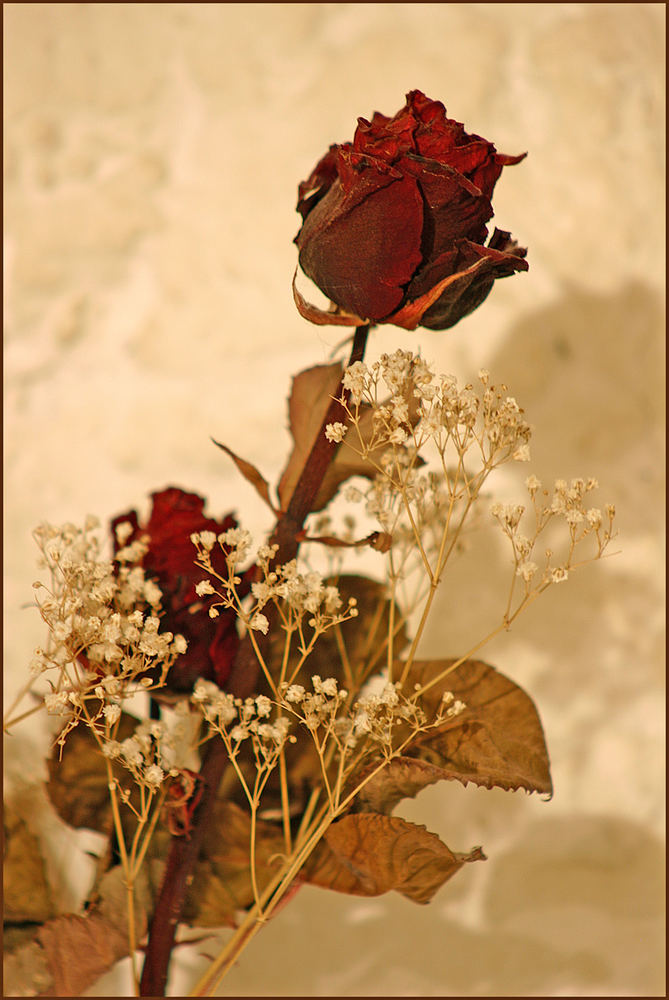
[4,4,665,996]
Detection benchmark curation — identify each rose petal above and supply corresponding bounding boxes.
[292,270,369,326]
[297,161,423,321]
[388,258,491,331]
[296,144,339,218]
[399,154,493,255]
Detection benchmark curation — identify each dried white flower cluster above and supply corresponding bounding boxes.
[193,670,465,810]
[191,534,358,659]
[321,356,534,609]
[29,519,187,746]
[321,354,617,633]
[102,717,181,789]
[492,475,616,596]
[192,680,293,756]
[333,351,530,464]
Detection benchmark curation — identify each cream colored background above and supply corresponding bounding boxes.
[4,3,665,996]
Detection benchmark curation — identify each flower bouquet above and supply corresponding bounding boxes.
[4,91,615,997]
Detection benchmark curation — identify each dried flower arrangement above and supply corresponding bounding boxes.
[4,90,616,997]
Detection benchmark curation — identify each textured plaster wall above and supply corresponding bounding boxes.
[4,4,665,997]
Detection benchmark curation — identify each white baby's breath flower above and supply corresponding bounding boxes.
[255,695,272,718]
[173,634,188,654]
[446,699,466,718]
[44,691,69,715]
[249,613,269,634]
[103,704,121,725]
[195,580,215,596]
[144,764,165,787]
[192,679,220,703]
[115,521,134,546]
[198,531,217,552]
[325,422,347,443]
[120,737,144,767]
[143,579,163,606]
[516,561,538,582]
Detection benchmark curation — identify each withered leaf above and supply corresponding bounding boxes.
[3,806,53,925]
[305,813,484,904]
[352,756,452,816]
[276,363,400,513]
[277,361,343,511]
[46,712,139,834]
[401,659,553,796]
[212,438,277,512]
[183,800,285,928]
[4,866,151,998]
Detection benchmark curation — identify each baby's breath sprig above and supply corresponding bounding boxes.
[16,349,616,999]
[190,533,359,695]
[7,519,188,753]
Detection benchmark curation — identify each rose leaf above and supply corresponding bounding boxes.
[211,439,277,513]
[305,813,485,904]
[46,713,139,834]
[3,805,54,925]
[183,801,285,928]
[351,756,453,816]
[4,865,151,998]
[401,658,553,796]
[277,362,408,513]
[277,361,344,511]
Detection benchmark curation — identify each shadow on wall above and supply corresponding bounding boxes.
[420,277,664,698]
[487,279,664,537]
[203,813,664,997]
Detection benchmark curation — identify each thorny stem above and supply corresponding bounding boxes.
[139,324,370,997]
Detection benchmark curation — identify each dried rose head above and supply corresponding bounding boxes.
[112,487,240,693]
[294,89,528,331]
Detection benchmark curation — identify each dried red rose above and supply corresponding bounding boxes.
[295,89,528,331]
[111,487,240,693]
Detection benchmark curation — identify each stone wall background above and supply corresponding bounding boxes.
[4,4,665,996]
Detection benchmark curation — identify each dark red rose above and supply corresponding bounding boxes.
[294,89,528,331]
[111,487,241,693]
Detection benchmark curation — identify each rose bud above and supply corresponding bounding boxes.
[294,89,528,331]
[111,487,241,693]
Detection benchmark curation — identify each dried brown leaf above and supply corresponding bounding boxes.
[4,866,151,998]
[183,801,285,928]
[305,813,484,904]
[402,658,553,796]
[3,806,53,925]
[46,712,139,833]
[352,756,451,815]
[277,363,410,513]
[277,361,343,511]
[212,438,276,512]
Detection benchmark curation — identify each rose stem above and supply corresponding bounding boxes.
[139,323,370,997]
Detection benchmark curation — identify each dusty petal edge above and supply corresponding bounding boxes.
[292,269,370,327]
